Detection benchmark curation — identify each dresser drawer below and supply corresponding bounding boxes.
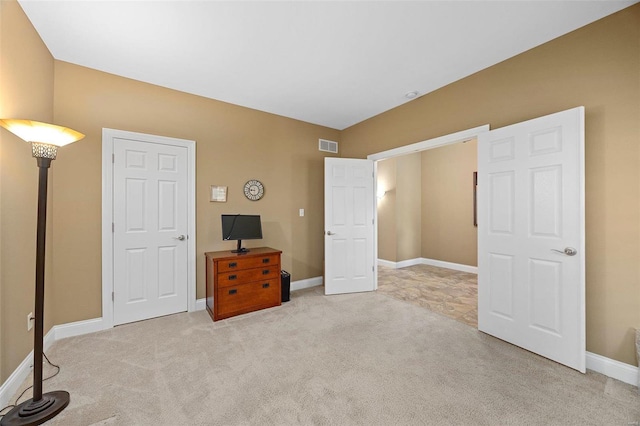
[216,278,280,317]
[217,266,279,287]
[217,254,279,273]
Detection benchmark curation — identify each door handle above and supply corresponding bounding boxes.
[551,247,577,256]
[326,231,336,236]
[174,235,186,241]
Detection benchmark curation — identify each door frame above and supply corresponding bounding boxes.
[366,125,490,292]
[101,128,197,329]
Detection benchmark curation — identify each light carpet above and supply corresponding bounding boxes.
[6,287,639,425]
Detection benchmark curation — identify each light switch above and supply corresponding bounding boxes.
[299,209,305,217]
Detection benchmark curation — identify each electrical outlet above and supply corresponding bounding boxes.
[27,312,34,331]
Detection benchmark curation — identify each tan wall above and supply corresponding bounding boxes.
[421,140,477,266]
[377,158,397,261]
[377,154,421,263]
[396,154,421,261]
[50,61,340,326]
[0,0,55,382]
[343,5,640,365]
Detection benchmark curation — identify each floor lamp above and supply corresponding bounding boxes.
[0,119,84,426]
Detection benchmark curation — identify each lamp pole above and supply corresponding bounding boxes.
[0,121,84,426]
[32,156,52,404]
[1,146,69,426]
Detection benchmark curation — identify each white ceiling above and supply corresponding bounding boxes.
[18,0,637,130]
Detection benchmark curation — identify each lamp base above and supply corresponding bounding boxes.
[0,391,69,426]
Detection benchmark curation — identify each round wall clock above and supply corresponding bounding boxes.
[243,179,265,201]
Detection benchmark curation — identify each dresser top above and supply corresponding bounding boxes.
[205,247,281,260]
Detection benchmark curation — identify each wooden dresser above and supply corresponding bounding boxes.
[205,247,282,321]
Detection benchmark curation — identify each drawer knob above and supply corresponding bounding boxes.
[229,262,237,268]
[229,289,237,295]
[262,283,270,288]
[262,269,270,275]
[228,274,237,280]
[262,258,270,264]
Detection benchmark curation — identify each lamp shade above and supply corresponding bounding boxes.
[0,119,84,146]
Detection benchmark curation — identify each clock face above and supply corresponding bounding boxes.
[243,179,264,201]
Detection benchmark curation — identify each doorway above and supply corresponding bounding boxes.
[377,138,478,328]
[375,139,479,327]
[366,107,586,372]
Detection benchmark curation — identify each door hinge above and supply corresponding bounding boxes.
[112,291,114,302]
[112,153,115,163]
[112,223,114,232]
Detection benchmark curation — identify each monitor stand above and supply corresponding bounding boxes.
[231,240,249,253]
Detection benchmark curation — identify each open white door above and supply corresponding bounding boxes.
[324,158,375,295]
[478,107,585,372]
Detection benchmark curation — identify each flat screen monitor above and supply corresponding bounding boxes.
[221,214,263,253]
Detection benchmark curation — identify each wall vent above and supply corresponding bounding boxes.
[319,139,338,154]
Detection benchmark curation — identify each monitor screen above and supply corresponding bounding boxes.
[221,214,263,241]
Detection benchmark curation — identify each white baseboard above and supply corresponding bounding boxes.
[0,318,104,408]
[396,258,424,269]
[420,258,477,274]
[378,257,477,274]
[0,346,36,409]
[378,258,424,269]
[586,351,638,387]
[0,327,57,409]
[291,276,323,291]
[53,317,105,341]
[195,298,206,311]
[377,259,397,268]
